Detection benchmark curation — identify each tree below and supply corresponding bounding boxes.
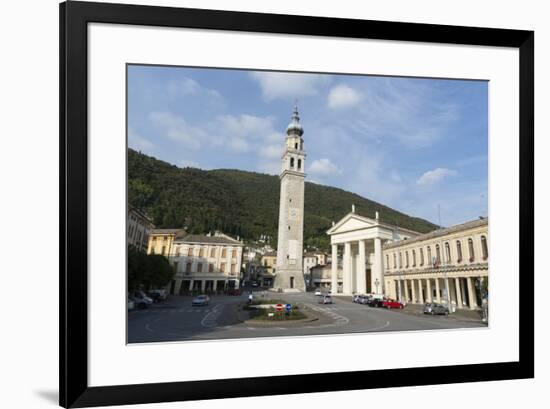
[127,245,175,292]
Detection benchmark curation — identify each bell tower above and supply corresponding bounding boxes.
[273,105,307,292]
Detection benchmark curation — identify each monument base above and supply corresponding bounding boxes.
[272,269,306,292]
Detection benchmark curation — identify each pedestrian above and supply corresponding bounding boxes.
[248,292,253,304]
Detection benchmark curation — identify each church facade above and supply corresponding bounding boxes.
[273,106,307,291]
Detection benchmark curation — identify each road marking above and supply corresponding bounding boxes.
[201,304,223,328]
[367,320,391,332]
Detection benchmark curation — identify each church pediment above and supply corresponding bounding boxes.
[327,213,377,235]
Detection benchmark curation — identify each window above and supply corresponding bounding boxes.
[435,244,441,264]
[420,248,424,266]
[220,262,226,273]
[399,252,402,268]
[481,235,488,260]
[221,248,227,258]
[186,262,192,273]
[173,261,178,273]
[210,248,216,257]
[199,247,204,257]
[294,142,298,149]
[405,251,409,268]
[290,157,295,168]
[297,159,302,170]
[468,238,475,262]
[445,242,451,263]
[231,264,236,273]
[427,246,432,265]
[197,263,203,273]
[456,240,463,262]
[232,249,237,258]
[412,250,416,267]
[176,247,181,256]
[386,254,390,269]
[187,247,193,257]
[209,263,214,272]
[393,253,397,269]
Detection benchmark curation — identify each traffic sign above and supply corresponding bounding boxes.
[275,304,283,311]
[285,303,292,311]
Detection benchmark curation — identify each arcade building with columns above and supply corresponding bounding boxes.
[383,217,488,310]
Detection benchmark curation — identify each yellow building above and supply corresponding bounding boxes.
[147,230,244,294]
[260,251,277,274]
[147,229,183,256]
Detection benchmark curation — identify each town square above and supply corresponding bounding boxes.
[127,65,489,343]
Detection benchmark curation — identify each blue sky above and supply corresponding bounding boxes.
[128,65,488,227]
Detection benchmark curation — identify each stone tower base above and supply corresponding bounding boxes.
[272,270,306,292]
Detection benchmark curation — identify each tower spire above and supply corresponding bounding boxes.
[286,103,303,136]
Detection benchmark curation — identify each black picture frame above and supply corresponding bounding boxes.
[60,1,534,407]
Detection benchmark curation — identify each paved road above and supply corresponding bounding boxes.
[128,292,486,343]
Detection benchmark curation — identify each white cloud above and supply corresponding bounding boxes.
[328,84,362,109]
[339,78,459,149]
[217,114,275,140]
[228,137,251,153]
[169,77,222,100]
[250,71,328,101]
[149,111,207,150]
[416,168,457,185]
[128,128,155,152]
[259,144,282,159]
[308,158,342,176]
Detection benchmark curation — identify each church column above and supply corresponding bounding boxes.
[411,278,416,303]
[343,242,352,294]
[331,244,338,293]
[435,278,441,303]
[357,240,367,294]
[372,238,384,294]
[403,279,409,302]
[426,279,432,302]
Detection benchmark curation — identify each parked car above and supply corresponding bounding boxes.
[319,295,333,304]
[358,294,371,304]
[352,294,361,303]
[367,298,385,307]
[192,294,210,306]
[147,288,168,303]
[383,299,405,309]
[133,290,153,309]
[314,289,322,296]
[423,302,449,315]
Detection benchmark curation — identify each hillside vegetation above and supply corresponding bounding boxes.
[128,148,437,250]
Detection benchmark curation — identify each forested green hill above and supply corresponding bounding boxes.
[128,148,437,250]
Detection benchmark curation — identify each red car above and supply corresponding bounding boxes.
[382,299,404,309]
